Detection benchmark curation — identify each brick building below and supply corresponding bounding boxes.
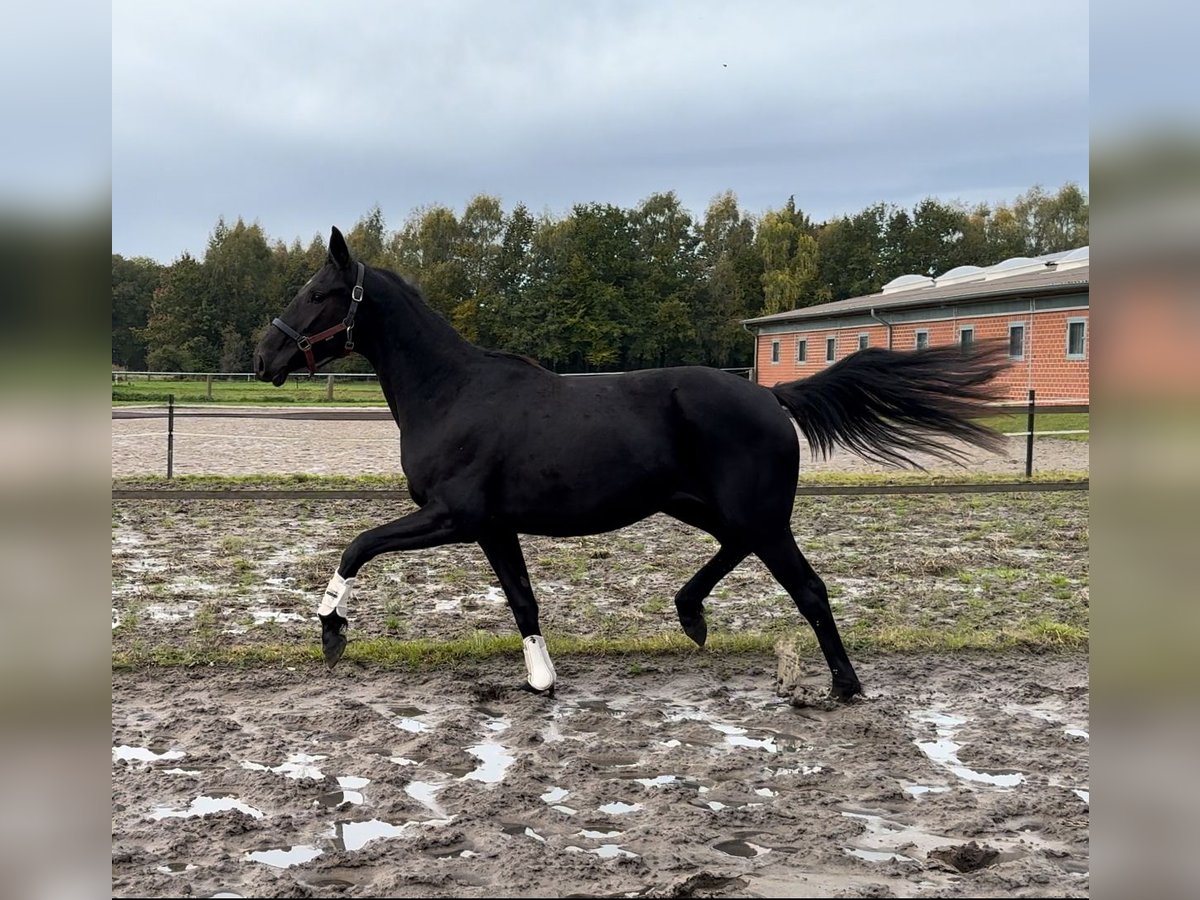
[743,247,1089,403]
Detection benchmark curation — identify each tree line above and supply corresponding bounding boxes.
[112,183,1087,373]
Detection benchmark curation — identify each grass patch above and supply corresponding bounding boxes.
[113,473,408,492]
[796,470,1087,487]
[980,412,1089,442]
[112,622,1086,670]
[113,470,1085,494]
[113,377,388,406]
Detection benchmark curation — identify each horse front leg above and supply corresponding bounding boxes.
[319,501,466,669]
[478,531,556,695]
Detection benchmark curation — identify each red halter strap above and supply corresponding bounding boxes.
[271,263,365,375]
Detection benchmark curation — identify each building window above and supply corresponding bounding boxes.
[915,330,929,350]
[1009,322,1026,360]
[796,339,807,363]
[858,333,869,351]
[959,326,975,351]
[1067,319,1087,359]
[770,340,780,364]
[825,336,837,363]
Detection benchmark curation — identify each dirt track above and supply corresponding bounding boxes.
[111,407,1088,478]
[111,652,1088,898]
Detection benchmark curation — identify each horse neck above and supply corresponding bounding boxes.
[355,271,479,428]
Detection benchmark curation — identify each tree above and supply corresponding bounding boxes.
[815,204,887,301]
[756,198,819,314]
[141,253,211,370]
[347,205,388,266]
[696,191,762,366]
[112,254,162,368]
[628,192,701,367]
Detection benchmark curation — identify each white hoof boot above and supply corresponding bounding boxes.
[319,571,354,616]
[522,635,556,693]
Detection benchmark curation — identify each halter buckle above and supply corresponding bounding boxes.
[297,336,312,352]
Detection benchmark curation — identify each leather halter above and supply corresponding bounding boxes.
[271,263,365,375]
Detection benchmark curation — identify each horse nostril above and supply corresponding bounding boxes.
[254,353,265,376]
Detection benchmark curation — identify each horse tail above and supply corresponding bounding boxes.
[769,342,1010,467]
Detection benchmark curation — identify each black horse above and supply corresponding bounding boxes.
[254,227,1007,700]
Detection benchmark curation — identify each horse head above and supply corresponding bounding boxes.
[254,226,364,385]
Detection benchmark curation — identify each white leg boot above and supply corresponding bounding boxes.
[522,635,556,693]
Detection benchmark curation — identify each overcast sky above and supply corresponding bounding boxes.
[112,0,1089,263]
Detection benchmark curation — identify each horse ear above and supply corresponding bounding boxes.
[328,226,352,270]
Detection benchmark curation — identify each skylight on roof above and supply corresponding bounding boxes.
[881,274,934,294]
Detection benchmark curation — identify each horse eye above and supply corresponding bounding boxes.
[309,291,325,304]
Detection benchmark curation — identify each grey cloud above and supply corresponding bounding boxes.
[113,0,1088,261]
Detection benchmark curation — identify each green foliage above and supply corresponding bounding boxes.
[114,183,1088,376]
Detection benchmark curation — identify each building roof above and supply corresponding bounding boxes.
[744,260,1089,327]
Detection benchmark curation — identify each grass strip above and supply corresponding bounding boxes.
[112,622,1086,671]
[113,470,1087,494]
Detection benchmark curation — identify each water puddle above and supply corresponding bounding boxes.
[330,818,409,852]
[463,742,515,782]
[567,843,638,859]
[576,699,625,717]
[1065,728,1089,740]
[845,848,916,863]
[902,783,950,797]
[155,863,198,875]
[715,839,771,858]
[911,710,1026,788]
[1074,789,1090,804]
[142,603,195,623]
[634,774,679,788]
[428,840,478,858]
[406,780,448,817]
[540,786,570,804]
[150,795,264,820]
[317,775,369,808]
[579,829,623,839]
[242,752,327,780]
[247,608,305,625]
[113,745,185,763]
[597,801,643,815]
[244,845,322,868]
[503,823,547,842]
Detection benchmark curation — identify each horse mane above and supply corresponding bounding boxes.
[482,348,545,370]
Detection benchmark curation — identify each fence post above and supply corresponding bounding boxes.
[167,393,175,479]
[1024,389,1035,479]
[326,374,335,401]
[206,373,213,400]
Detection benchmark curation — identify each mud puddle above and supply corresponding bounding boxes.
[113,651,1088,897]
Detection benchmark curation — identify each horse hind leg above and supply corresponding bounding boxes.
[674,545,748,647]
[754,531,863,700]
[664,497,749,647]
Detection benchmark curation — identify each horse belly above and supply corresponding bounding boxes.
[501,448,673,537]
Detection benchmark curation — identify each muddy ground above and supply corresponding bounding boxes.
[111,407,1088,478]
[111,491,1088,654]
[113,455,1089,897]
[112,653,1089,898]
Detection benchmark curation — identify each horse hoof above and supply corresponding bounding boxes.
[319,611,348,670]
[520,681,555,698]
[831,682,864,703]
[680,615,708,648]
